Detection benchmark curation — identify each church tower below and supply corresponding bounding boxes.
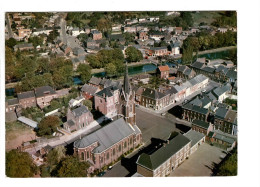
[119,63,136,126]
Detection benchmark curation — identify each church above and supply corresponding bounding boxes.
[73,64,142,172]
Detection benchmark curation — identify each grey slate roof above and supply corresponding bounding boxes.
[192,119,210,129]
[35,86,56,98]
[17,91,35,100]
[95,86,118,98]
[67,120,75,127]
[184,130,205,147]
[74,118,136,153]
[18,116,38,128]
[89,77,101,85]
[226,70,237,80]
[178,65,187,73]
[81,84,98,95]
[7,98,19,106]
[150,46,167,50]
[191,61,205,69]
[142,88,166,100]
[215,107,229,119]
[212,83,231,97]
[136,133,191,171]
[182,103,209,115]
[72,105,90,118]
[214,133,235,144]
[201,66,215,73]
[189,97,202,107]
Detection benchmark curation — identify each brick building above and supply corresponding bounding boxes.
[64,105,94,133]
[146,47,169,57]
[81,84,99,100]
[158,65,170,79]
[91,30,102,40]
[138,30,148,40]
[182,103,209,122]
[94,86,120,118]
[136,133,191,177]
[177,65,196,80]
[73,118,142,172]
[17,91,36,108]
[35,86,58,109]
[191,119,213,135]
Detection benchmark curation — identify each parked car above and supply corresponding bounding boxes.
[97,171,106,177]
[108,165,113,170]
[161,113,166,116]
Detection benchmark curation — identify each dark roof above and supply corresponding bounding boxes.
[208,131,215,138]
[178,65,187,73]
[17,91,35,100]
[191,61,205,69]
[201,66,215,73]
[67,119,75,127]
[182,103,209,115]
[213,83,231,97]
[150,46,167,51]
[215,106,229,119]
[14,43,33,49]
[192,119,210,129]
[184,130,205,147]
[226,70,237,80]
[72,105,91,118]
[95,86,118,98]
[7,98,19,106]
[35,86,56,98]
[91,30,101,34]
[224,110,237,124]
[81,84,98,95]
[214,134,235,144]
[142,88,166,100]
[89,77,101,85]
[136,133,191,170]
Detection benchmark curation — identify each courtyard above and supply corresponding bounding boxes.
[170,143,227,176]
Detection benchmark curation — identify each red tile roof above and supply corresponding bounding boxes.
[158,65,170,72]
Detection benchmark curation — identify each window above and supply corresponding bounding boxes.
[113,148,115,156]
[81,152,84,160]
[119,145,121,152]
[130,138,132,145]
[124,141,127,148]
[100,156,103,163]
[107,152,109,160]
[87,151,89,159]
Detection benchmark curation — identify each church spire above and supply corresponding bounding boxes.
[123,62,130,95]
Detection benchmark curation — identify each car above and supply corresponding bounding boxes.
[97,171,106,177]
[108,165,113,170]
[202,89,206,93]
[161,113,166,116]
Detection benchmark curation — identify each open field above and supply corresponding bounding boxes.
[5,121,36,151]
[191,11,222,26]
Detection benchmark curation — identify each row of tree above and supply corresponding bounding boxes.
[182,30,237,64]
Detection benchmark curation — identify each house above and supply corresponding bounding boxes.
[134,87,144,104]
[60,45,72,56]
[124,26,137,33]
[191,119,213,135]
[91,30,102,40]
[210,132,236,150]
[131,74,151,85]
[69,96,85,108]
[17,91,36,108]
[140,88,169,111]
[32,27,54,36]
[94,86,120,118]
[81,84,99,100]
[18,28,32,39]
[86,39,101,49]
[168,42,180,55]
[71,27,84,36]
[177,65,196,80]
[74,118,142,172]
[212,83,232,102]
[138,30,148,40]
[136,133,191,177]
[182,103,209,122]
[225,69,237,83]
[88,77,102,88]
[14,43,34,51]
[146,47,169,57]
[64,105,94,133]
[175,27,183,35]
[184,130,205,155]
[5,98,20,113]
[149,31,165,41]
[73,47,86,57]
[158,65,170,79]
[35,86,57,109]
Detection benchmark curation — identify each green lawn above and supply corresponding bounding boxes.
[191,11,222,26]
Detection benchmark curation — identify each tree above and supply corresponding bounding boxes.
[47,146,66,167]
[56,156,90,177]
[6,38,17,49]
[37,116,61,137]
[6,149,37,177]
[77,63,92,83]
[28,36,44,48]
[125,46,143,62]
[105,63,117,76]
[47,29,59,42]
[86,55,102,68]
[83,100,93,111]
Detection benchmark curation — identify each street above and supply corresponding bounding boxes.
[5,13,14,39]
[60,18,67,45]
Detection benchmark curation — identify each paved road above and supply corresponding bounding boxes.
[5,13,13,39]
[60,18,67,45]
